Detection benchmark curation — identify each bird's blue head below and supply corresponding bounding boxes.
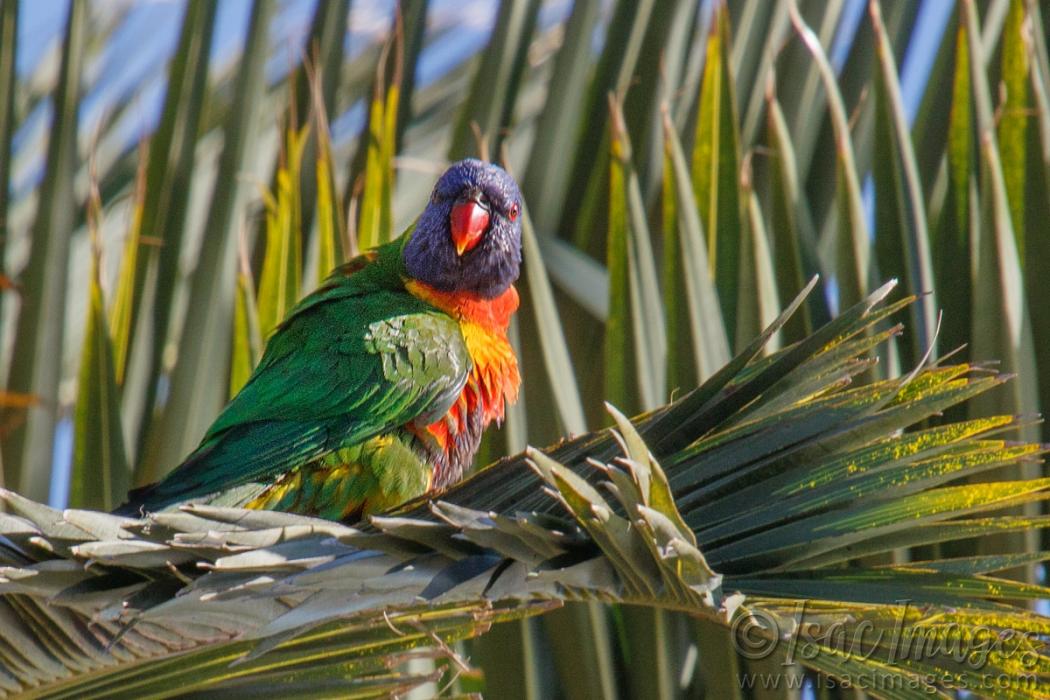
[404,158,523,298]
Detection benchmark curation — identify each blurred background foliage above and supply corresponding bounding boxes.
[3,0,1050,696]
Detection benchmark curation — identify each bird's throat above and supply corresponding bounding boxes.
[404,280,519,329]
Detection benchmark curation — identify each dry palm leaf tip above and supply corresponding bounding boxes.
[2,278,1049,698]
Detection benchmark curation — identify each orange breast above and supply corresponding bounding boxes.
[404,280,521,456]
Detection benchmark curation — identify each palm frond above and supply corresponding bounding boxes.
[6,1,1050,695]
[1,283,1047,698]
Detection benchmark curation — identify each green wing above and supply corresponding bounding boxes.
[120,258,470,513]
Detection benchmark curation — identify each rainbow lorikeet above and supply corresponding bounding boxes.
[117,159,523,521]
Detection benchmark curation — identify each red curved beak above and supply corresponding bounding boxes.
[450,198,490,256]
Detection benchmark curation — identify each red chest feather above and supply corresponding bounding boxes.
[404,281,521,462]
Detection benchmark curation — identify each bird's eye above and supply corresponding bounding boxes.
[509,203,520,221]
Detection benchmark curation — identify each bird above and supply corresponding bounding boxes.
[116,158,523,521]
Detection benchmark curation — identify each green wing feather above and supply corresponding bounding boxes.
[119,243,471,513]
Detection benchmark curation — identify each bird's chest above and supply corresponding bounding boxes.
[412,321,519,487]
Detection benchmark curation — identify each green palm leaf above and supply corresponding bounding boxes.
[2,285,1048,698]
[7,0,1050,696]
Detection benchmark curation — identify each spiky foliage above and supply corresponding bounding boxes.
[1,284,1048,699]
[7,0,1050,695]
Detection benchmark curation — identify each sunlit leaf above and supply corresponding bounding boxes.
[606,96,666,414]
[1026,1,1050,447]
[764,79,823,342]
[138,0,277,486]
[230,245,262,399]
[662,107,730,390]
[357,39,400,252]
[606,104,635,415]
[963,0,1041,451]
[997,0,1029,258]
[257,124,307,338]
[314,134,341,283]
[691,3,745,335]
[776,1,850,177]
[735,180,782,353]
[518,205,586,435]
[302,31,346,284]
[558,0,656,254]
[122,0,217,471]
[970,137,1040,442]
[448,0,539,161]
[0,0,16,345]
[1,0,86,501]
[933,18,974,358]
[737,1,789,146]
[521,0,602,234]
[870,0,938,364]
[70,226,129,512]
[286,0,349,243]
[787,0,870,309]
[108,143,148,385]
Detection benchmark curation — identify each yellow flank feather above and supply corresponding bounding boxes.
[246,434,430,519]
[459,320,520,409]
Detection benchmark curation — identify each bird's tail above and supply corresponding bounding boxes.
[112,483,159,517]
[111,439,222,517]
[111,420,328,517]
